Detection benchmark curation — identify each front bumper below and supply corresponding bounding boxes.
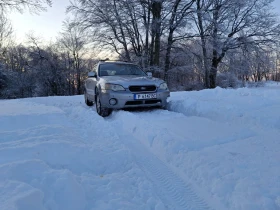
[99,89,170,109]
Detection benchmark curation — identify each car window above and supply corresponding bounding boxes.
[99,63,147,76]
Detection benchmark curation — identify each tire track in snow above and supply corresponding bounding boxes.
[116,131,212,210]
[108,109,229,210]
[107,109,216,210]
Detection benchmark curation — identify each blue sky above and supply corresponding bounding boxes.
[9,0,71,43]
[273,1,280,14]
[9,0,280,44]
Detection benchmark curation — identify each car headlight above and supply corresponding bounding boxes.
[104,83,125,91]
[159,82,168,90]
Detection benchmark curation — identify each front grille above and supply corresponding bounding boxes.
[129,85,156,92]
[125,100,161,106]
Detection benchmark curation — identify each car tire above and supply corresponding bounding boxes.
[95,90,112,117]
[84,91,94,106]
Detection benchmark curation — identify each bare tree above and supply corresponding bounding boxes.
[0,11,13,50]
[59,19,89,94]
[164,0,195,78]
[0,0,52,14]
[68,0,133,61]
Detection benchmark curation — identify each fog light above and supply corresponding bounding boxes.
[109,98,117,105]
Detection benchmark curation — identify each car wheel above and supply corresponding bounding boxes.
[95,91,112,117]
[84,91,93,106]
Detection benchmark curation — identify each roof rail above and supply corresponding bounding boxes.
[99,58,110,62]
[99,58,130,63]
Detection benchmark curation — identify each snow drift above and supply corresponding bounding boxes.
[0,82,280,210]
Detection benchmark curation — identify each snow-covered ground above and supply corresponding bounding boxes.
[0,82,280,210]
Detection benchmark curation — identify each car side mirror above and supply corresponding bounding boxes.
[88,72,96,77]
[147,72,152,77]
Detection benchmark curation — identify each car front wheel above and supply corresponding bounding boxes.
[95,91,112,117]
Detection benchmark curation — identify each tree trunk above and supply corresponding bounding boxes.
[145,1,151,66]
[143,0,151,67]
[164,31,173,80]
[209,2,220,89]
[151,0,162,66]
[196,0,209,88]
[202,41,209,88]
[150,32,155,66]
[210,51,219,88]
[154,30,160,66]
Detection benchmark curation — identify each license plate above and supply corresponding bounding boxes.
[134,93,157,100]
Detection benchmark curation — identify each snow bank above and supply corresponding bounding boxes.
[0,97,164,210]
[109,82,280,210]
[168,83,280,129]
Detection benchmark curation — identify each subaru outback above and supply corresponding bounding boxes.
[84,60,170,117]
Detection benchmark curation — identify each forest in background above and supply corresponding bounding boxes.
[0,0,280,99]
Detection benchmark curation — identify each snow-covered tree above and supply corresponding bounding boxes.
[194,0,280,88]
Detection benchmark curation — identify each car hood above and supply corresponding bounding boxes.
[101,75,164,88]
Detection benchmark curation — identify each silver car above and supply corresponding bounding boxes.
[84,61,170,117]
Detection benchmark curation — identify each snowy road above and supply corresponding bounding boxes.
[1,83,280,210]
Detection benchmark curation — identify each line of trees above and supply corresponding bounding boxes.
[0,0,280,99]
[68,0,280,88]
[0,0,99,98]
[0,25,96,98]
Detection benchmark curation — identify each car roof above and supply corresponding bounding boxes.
[98,60,136,65]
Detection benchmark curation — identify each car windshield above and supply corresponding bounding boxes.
[99,63,147,77]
